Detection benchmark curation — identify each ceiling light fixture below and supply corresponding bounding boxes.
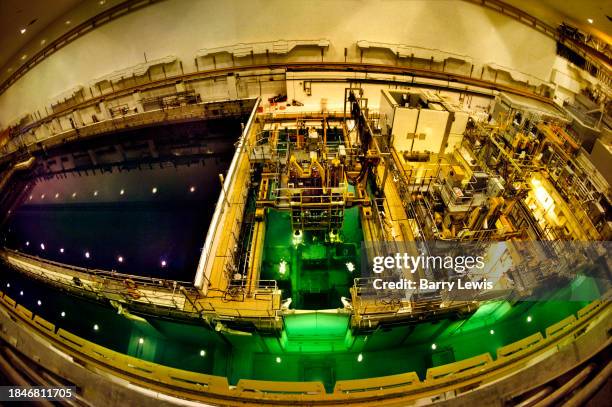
[20,28,26,34]
[587,18,594,24]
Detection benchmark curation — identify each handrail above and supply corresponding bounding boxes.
[2,60,556,148]
[0,289,608,404]
[2,248,193,286]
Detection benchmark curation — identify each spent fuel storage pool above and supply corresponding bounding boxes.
[0,96,609,405]
[1,118,244,281]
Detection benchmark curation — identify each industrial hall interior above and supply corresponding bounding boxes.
[0,0,610,406]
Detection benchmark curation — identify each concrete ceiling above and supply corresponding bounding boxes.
[0,0,84,70]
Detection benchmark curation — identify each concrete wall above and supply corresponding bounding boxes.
[0,0,561,127]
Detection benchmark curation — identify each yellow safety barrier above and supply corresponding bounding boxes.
[57,326,231,394]
[497,332,543,359]
[0,292,608,405]
[1,295,16,308]
[162,366,229,393]
[57,328,89,349]
[426,353,493,381]
[577,300,602,320]
[15,304,33,320]
[545,315,576,338]
[237,379,326,395]
[32,315,55,333]
[334,371,420,393]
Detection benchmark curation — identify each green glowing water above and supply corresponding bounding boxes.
[0,265,600,392]
[260,207,363,309]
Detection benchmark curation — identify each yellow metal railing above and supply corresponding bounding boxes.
[0,289,608,404]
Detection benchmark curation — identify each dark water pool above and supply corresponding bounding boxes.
[1,162,225,281]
